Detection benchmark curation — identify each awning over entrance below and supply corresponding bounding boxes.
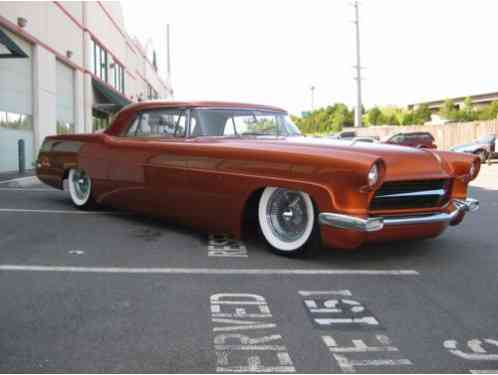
[0,28,28,58]
[92,78,131,115]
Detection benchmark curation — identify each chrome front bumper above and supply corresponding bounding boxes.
[318,198,479,232]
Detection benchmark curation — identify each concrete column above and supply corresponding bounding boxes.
[82,25,93,133]
[83,72,93,133]
[74,69,85,133]
[32,45,56,153]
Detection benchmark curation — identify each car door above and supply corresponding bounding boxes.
[103,108,190,217]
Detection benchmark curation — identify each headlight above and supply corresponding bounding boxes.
[368,163,379,187]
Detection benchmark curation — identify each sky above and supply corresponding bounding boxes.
[122,0,498,115]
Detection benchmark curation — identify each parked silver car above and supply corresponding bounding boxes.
[450,134,496,162]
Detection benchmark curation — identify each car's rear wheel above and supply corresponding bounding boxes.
[258,187,318,256]
[68,168,96,209]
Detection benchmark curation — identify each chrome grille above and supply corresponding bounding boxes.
[370,179,451,210]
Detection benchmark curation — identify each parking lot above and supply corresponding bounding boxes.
[0,165,497,372]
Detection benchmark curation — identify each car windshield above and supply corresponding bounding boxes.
[190,109,302,138]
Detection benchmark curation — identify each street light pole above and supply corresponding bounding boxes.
[310,85,315,111]
[166,24,173,98]
[353,1,363,127]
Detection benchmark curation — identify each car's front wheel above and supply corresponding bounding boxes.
[68,168,96,209]
[258,187,318,256]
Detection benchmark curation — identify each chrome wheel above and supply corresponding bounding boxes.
[68,168,92,207]
[258,187,315,253]
[266,189,309,243]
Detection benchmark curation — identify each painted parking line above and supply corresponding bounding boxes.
[0,188,59,192]
[0,208,118,215]
[0,265,419,275]
[445,338,498,372]
[298,290,352,297]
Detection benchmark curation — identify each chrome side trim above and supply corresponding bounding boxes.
[318,213,384,232]
[319,198,479,232]
[375,189,446,199]
[383,211,459,226]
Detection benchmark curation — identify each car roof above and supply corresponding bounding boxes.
[123,100,287,113]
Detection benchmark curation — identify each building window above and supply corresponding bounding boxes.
[93,116,109,132]
[0,111,32,130]
[109,59,124,94]
[91,39,125,94]
[91,39,107,82]
[56,121,75,135]
[117,64,124,93]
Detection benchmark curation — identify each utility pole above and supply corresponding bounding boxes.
[166,24,172,97]
[310,85,315,111]
[353,1,363,127]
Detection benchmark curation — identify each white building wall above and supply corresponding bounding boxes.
[0,1,172,172]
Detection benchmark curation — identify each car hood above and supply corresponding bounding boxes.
[198,136,450,181]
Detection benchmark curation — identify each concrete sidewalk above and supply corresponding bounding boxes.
[471,161,498,191]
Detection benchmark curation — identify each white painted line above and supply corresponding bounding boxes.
[0,208,118,215]
[470,370,498,374]
[0,265,419,275]
[68,250,85,255]
[299,290,352,296]
[0,188,58,192]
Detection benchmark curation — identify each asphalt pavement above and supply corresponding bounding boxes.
[0,165,497,372]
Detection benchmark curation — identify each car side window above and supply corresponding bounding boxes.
[125,109,186,138]
[421,134,433,142]
[406,135,416,143]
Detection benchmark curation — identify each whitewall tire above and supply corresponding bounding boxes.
[258,187,317,256]
[68,168,95,209]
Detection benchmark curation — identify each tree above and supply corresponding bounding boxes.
[477,100,498,120]
[440,98,458,121]
[367,106,382,125]
[293,103,353,135]
[413,104,431,124]
[460,97,476,122]
[399,111,414,125]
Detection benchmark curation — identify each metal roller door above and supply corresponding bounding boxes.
[0,27,34,173]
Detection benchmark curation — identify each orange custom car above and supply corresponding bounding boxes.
[36,101,480,256]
